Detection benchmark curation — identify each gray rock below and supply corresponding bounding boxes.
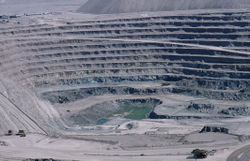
[200,126,229,134]
[23,159,70,161]
[187,100,215,113]
[0,141,8,146]
[219,105,249,116]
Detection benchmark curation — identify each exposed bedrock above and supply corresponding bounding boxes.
[149,111,167,119]
[200,126,229,134]
[69,100,119,125]
[23,159,67,161]
[219,105,250,116]
[40,76,250,104]
[148,111,232,120]
[1,10,250,113]
[41,86,168,104]
[68,98,161,125]
[41,86,250,105]
[187,100,215,113]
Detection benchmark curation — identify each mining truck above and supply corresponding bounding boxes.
[5,130,13,136]
[16,130,26,137]
[191,149,208,159]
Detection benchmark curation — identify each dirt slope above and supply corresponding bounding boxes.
[78,0,250,14]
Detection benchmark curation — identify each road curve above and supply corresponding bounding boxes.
[227,145,250,161]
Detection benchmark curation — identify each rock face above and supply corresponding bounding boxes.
[187,100,215,113]
[1,9,250,134]
[0,78,64,135]
[78,0,250,14]
[149,111,167,119]
[200,126,229,134]
[31,10,250,104]
[68,98,161,125]
[69,100,119,125]
[23,159,67,161]
[219,105,249,116]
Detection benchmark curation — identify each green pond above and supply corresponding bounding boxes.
[96,118,109,125]
[96,105,153,125]
[117,105,152,120]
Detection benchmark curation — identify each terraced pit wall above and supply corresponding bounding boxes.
[0,10,250,106]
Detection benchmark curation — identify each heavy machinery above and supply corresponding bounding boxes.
[191,149,208,159]
[16,130,26,137]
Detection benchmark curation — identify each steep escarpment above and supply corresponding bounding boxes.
[78,0,250,14]
[0,77,64,135]
[0,10,250,131]
[1,10,250,106]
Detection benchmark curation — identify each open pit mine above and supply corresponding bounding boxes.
[0,0,250,161]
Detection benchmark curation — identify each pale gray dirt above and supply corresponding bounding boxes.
[78,0,250,14]
[0,2,250,161]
